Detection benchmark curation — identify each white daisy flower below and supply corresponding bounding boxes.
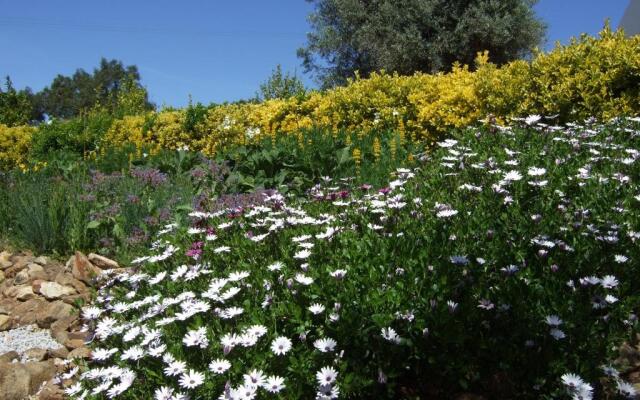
[179,370,205,389]
[209,359,231,374]
[268,261,284,271]
[313,338,337,353]
[164,360,186,377]
[294,249,312,259]
[309,303,326,315]
[502,170,522,182]
[244,369,267,387]
[263,375,286,393]
[316,366,339,386]
[381,327,402,344]
[527,167,546,176]
[270,337,292,356]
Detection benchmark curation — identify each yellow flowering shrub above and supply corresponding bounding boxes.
[0,124,34,170]
[3,27,638,168]
[523,26,640,121]
[104,114,147,147]
[151,111,189,150]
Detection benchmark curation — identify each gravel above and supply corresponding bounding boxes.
[0,325,64,362]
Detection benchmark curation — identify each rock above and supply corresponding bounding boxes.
[67,331,89,341]
[10,299,43,326]
[24,347,48,362]
[36,380,65,400]
[54,272,88,294]
[35,301,74,328]
[5,285,38,301]
[0,270,4,284]
[33,256,49,266]
[0,351,19,363]
[88,253,120,269]
[37,282,77,300]
[0,360,56,400]
[13,269,30,285]
[0,251,12,269]
[63,339,85,350]
[52,330,68,345]
[27,263,47,281]
[67,346,91,359]
[46,347,69,359]
[50,316,76,336]
[69,252,103,286]
[0,315,10,331]
[62,293,91,307]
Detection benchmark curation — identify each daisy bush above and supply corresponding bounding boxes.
[71,117,640,399]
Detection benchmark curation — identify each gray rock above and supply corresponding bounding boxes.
[32,256,49,266]
[37,282,76,300]
[13,270,29,285]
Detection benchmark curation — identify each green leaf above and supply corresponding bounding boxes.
[86,220,101,229]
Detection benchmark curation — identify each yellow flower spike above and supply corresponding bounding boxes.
[352,147,362,176]
[373,137,382,163]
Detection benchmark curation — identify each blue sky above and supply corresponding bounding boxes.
[0,0,630,107]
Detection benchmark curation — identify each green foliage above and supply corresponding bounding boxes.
[298,0,546,88]
[256,65,306,101]
[29,110,114,161]
[36,58,154,120]
[0,76,37,126]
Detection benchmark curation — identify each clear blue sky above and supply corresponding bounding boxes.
[0,0,630,108]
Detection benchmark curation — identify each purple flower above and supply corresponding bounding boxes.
[130,167,168,186]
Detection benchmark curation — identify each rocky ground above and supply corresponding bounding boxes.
[0,250,124,400]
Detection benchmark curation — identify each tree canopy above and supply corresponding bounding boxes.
[36,58,154,119]
[0,77,37,126]
[298,0,546,88]
[256,65,306,101]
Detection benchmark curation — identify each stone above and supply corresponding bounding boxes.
[35,301,74,329]
[5,284,38,301]
[46,347,69,359]
[67,331,89,341]
[27,263,48,281]
[63,339,85,350]
[67,346,91,359]
[62,293,91,306]
[0,270,4,284]
[54,272,88,294]
[88,253,120,269]
[24,347,48,362]
[0,251,12,269]
[52,330,68,345]
[49,316,76,335]
[33,256,49,266]
[69,252,103,286]
[36,380,65,400]
[0,314,10,331]
[0,351,19,363]
[10,299,43,326]
[37,282,77,300]
[0,360,56,400]
[13,269,30,285]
